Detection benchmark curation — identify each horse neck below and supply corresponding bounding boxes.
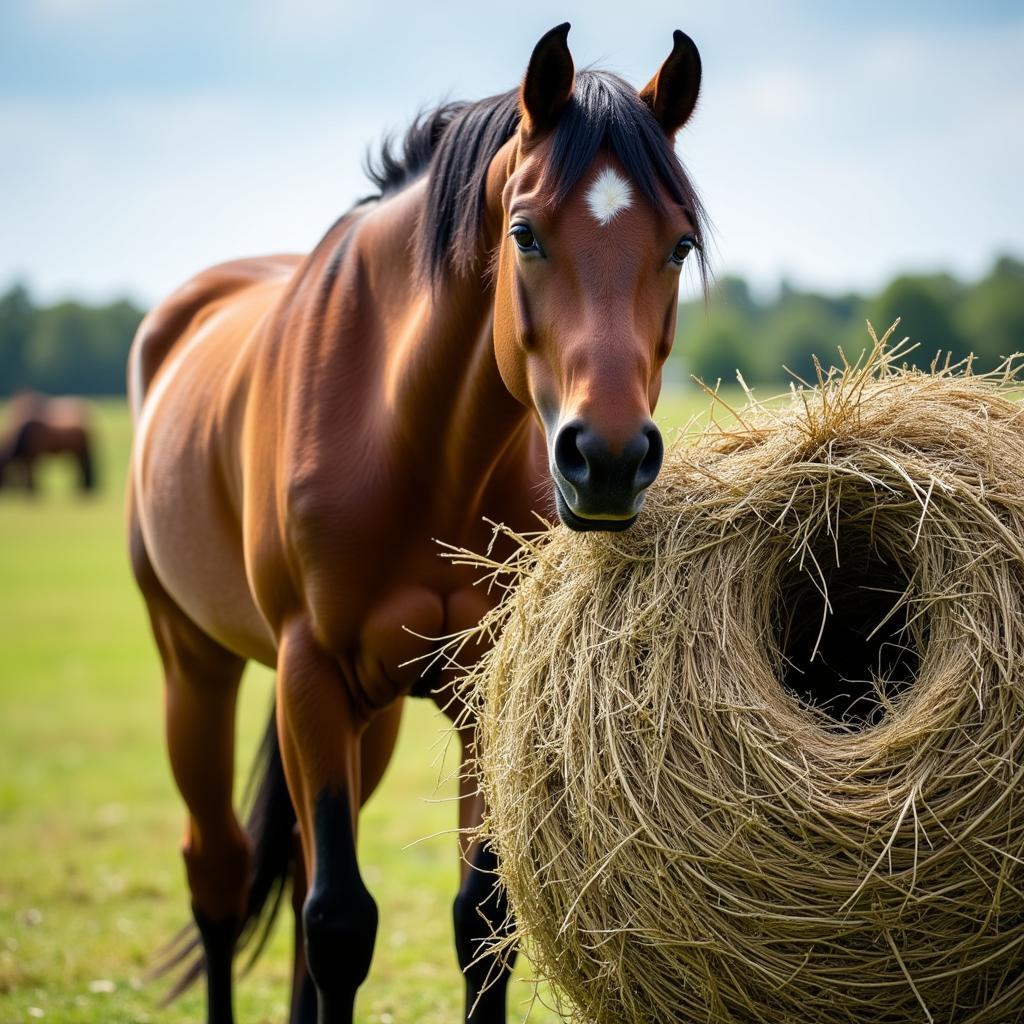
[410,273,533,512]
[297,179,535,524]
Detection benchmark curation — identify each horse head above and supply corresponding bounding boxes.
[492,25,706,531]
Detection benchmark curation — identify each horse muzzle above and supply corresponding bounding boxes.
[550,418,664,532]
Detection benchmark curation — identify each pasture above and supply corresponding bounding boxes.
[0,389,711,1024]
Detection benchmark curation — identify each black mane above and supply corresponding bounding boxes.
[364,102,469,197]
[364,70,709,288]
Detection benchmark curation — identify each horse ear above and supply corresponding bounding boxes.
[640,30,702,136]
[520,22,575,137]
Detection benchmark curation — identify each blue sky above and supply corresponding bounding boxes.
[1,0,1021,304]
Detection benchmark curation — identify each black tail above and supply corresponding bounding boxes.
[155,697,297,999]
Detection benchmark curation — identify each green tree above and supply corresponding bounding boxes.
[864,273,968,368]
[677,306,763,385]
[0,284,36,395]
[26,302,99,393]
[24,298,143,395]
[762,291,855,383]
[957,257,1024,366]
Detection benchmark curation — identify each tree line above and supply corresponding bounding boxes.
[675,255,1024,386]
[0,286,145,396]
[0,255,1021,397]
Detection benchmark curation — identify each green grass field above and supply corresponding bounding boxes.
[0,389,727,1024]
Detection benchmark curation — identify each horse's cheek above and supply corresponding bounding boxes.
[492,274,531,407]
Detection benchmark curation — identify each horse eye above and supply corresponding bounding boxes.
[510,225,541,254]
[670,236,696,265]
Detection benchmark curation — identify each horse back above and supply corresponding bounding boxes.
[128,255,301,418]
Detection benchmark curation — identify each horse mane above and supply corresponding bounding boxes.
[362,70,709,290]
[364,102,470,197]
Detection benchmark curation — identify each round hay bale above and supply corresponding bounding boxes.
[460,342,1024,1023]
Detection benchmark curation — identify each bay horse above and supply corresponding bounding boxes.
[128,23,707,1024]
[0,392,96,493]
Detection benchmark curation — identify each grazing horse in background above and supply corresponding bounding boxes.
[128,23,707,1024]
[0,392,96,493]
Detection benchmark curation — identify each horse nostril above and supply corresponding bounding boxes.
[635,424,663,490]
[553,422,589,485]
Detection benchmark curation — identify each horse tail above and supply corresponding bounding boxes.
[237,697,298,966]
[155,697,297,1000]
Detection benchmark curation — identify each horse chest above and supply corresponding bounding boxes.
[352,584,493,710]
[303,563,496,711]
[277,455,529,709]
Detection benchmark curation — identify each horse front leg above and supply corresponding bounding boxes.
[453,731,517,1023]
[288,825,317,1024]
[286,699,402,1024]
[276,616,377,1024]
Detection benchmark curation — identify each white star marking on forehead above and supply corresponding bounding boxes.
[585,167,634,226]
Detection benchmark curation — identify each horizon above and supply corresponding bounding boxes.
[4,251,1019,312]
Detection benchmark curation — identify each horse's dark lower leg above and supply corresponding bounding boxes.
[301,788,377,1024]
[170,705,250,1024]
[289,826,317,1024]
[276,619,381,1024]
[454,840,516,1023]
[192,904,240,1024]
[285,698,398,1024]
[78,444,96,491]
[290,964,317,1024]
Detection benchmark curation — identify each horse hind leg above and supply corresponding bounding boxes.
[132,529,249,1024]
[77,435,96,492]
[157,606,249,1022]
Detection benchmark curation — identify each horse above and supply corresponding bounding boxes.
[0,392,96,493]
[128,23,708,1024]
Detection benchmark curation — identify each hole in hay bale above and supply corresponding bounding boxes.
[774,523,921,728]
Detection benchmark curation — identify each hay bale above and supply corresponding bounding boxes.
[458,338,1024,1023]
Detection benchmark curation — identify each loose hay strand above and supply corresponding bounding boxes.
[454,338,1024,1023]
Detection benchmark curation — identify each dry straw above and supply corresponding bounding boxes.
[451,331,1024,1023]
